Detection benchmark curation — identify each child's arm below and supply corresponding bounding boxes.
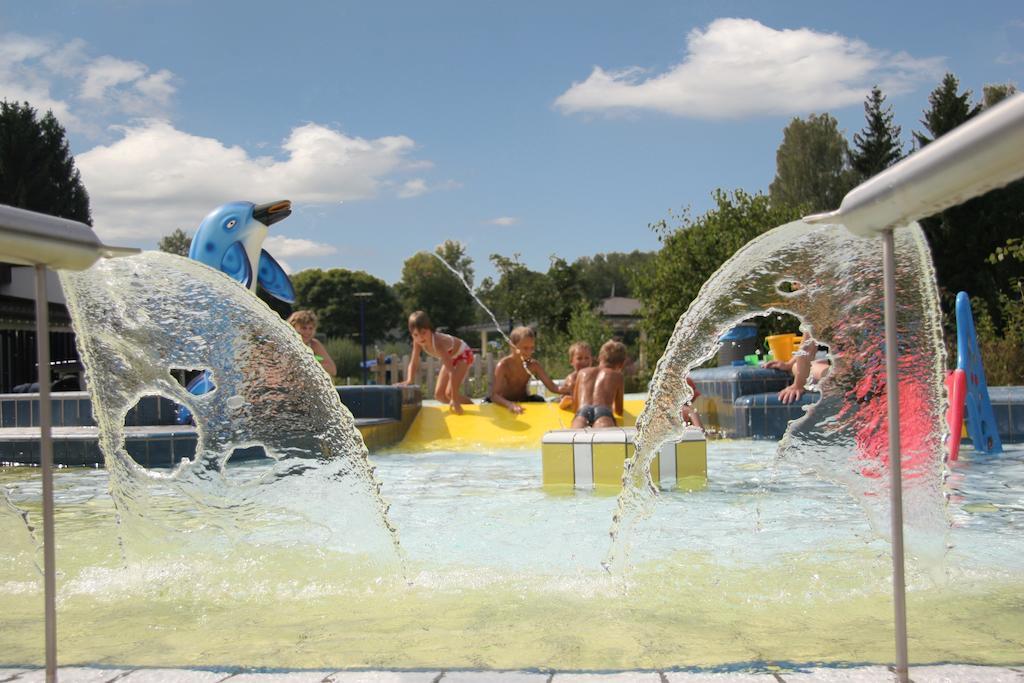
[526,359,561,394]
[613,372,624,416]
[310,338,337,377]
[490,360,523,414]
[401,341,421,385]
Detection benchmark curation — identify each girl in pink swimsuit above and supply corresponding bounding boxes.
[401,310,475,414]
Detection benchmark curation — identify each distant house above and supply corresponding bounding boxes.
[0,263,79,392]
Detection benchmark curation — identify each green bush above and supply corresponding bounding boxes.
[323,336,365,382]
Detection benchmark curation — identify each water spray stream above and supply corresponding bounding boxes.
[605,219,949,574]
[432,253,538,379]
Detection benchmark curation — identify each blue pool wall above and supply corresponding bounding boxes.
[0,385,421,467]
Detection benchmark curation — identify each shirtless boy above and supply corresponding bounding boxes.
[490,326,562,414]
[401,310,474,414]
[558,341,593,411]
[571,340,626,429]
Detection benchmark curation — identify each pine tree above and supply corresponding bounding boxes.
[913,74,981,149]
[0,101,91,224]
[850,86,903,181]
[913,75,1024,335]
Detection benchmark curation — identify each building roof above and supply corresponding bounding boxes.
[598,296,641,317]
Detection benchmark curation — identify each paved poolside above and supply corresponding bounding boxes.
[2,666,1023,682]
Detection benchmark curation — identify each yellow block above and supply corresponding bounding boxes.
[541,427,706,490]
[397,398,644,452]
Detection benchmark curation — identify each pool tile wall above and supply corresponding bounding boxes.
[0,385,423,466]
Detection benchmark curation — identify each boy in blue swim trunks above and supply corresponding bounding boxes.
[571,340,626,429]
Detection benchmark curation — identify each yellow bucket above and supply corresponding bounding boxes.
[765,333,798,363]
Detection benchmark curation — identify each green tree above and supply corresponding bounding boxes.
[0,100,91,224]
[477,254,557,331]
[395,240,476,333]
[913,73,981,149]
[291,268,401,341]
[564,300,613,360]
[573,251,654,302]
[637,189,803,352]
[982,83,1017,108]
[544,256,587,334]
[157,228,192,256]
[850,86,903,181]
[768,112,857,212]
[914,74,1024,333]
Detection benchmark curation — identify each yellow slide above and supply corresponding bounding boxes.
[396,399,646,452]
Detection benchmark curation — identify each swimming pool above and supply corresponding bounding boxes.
[1,440,1021,671]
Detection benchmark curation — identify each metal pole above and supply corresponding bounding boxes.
[34,265,57,683]
[360,299,368,385]
[882,230,909,682]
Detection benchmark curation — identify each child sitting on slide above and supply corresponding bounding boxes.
[401,311,474,414]
[490,326,562,414]
[559,341,593,411]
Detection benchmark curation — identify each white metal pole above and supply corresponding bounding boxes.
[882,230,909,682]
[34,265,58,682]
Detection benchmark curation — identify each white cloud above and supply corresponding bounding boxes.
[80,55,146,100]
[0,32,177,134]
[264,235,337,259]
[554,18,944,119]
[487,216,518,226]
[398,178,428,198]
[76,119,424,240]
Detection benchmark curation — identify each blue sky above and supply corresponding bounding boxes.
[1,1,1021,285]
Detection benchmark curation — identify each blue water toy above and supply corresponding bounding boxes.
[188,200,296,303]
[954,291,1002,454]
[178,200,297,424]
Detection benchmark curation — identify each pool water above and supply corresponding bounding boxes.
[1,440,1022,670]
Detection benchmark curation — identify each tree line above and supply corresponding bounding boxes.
[4,73,1021,383]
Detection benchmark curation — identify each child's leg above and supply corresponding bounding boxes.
[681,405,703,429]
[593,415,616,429]
[449,361,472,404]
[434,364,452,403]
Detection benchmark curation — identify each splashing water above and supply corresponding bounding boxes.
[609,220,949,569]
[433,253,539,378]
[58,252,403,565]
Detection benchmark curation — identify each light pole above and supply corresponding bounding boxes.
[354,292,373,384]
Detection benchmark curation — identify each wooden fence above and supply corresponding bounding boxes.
[360,353,499,398]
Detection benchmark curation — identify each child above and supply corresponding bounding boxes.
[287,310,337,377]
[401,311,474,414]
[558,341,593,411]
[571,340,626,429]
[681,377,703,430]
[490,326,562,415]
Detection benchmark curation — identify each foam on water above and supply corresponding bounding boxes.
[613,220,949,568]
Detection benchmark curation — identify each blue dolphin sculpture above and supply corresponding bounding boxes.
[188,200,296,303]
[178,200,297,424]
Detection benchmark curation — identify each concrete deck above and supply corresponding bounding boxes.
[2,666,1022,682]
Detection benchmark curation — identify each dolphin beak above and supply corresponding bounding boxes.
[252,200,292,227]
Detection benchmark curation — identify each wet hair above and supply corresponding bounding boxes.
[287,310,318,328]
[568,341,592,359]
[408,310,433,333]
[509,326,535,345]
[599,340,627,367]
